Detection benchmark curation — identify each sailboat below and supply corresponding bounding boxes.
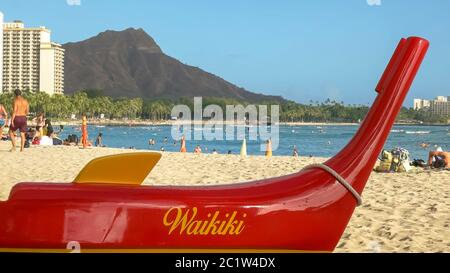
[0,37,429,253]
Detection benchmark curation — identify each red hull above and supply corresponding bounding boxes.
[0,37,429,252]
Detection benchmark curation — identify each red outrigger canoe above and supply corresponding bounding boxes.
[0,37,428,253]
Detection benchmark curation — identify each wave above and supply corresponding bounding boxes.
[405,130,430,134]
[390,129,405,133]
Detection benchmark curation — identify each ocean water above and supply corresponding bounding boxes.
[60,125,450,160]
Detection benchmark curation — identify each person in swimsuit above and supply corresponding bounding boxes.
[428,150,450,168]
[81,114,88,148]
[194,145,202,154]
[9,89,29,152]
[180,135,187,153]
[34,112,45,138]
[292,145,299,157]
[0,104,8,133]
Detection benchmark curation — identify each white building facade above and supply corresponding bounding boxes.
[2,19,64,95]
[0,12,3,93]
[414,96,450,117]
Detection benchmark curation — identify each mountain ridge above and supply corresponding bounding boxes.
[63,28,285,102]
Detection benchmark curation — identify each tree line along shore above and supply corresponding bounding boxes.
[0,90,447,124]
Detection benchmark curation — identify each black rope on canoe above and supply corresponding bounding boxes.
[302,164,362,206]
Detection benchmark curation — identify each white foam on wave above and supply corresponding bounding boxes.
[405,131,431,134]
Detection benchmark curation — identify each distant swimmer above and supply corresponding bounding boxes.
[194,145,202,154]
[164,137,168,144]
[420,142,430,149]
[160,146,165,152]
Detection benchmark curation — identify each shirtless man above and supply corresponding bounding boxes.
[428,150,450,168]
[9,89,29,152]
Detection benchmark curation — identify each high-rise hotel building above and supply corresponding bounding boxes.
[2,18,64,95]
[0,12,3,93]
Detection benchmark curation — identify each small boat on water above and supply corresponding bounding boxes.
[0,37,429,253]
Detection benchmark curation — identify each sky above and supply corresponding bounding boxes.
[1,0,449,106]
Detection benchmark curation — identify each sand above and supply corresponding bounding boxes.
[1,141,449,252]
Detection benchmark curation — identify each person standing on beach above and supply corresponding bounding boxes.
[180,135,187,153]
[292,145,299,157]
[265,138,272,157]
[0,103,8,133]
[9,89,29,152]
[81,114,88,148]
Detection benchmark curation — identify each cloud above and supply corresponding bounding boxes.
[67,0,81,6]
[367,0,381,6]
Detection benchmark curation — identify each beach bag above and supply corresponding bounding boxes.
[381,150,393,162]
[398,160,412,172]
[375,150,393,172]
[32,137,40,145]
[390,147,411,172]
[40,136,53,146]
[53,138,63,146]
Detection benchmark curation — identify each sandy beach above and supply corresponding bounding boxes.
[1,141,449,253]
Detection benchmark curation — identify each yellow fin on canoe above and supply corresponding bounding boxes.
[73,152,162,185]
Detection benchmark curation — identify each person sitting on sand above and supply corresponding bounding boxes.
[44,119,54,137]
[95,133,104,147]
[194,145,202,154]
[9,89,29,152]
[428,149,450,169]
[212,149,218,155]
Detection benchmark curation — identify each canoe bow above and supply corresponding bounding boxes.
[0,37,429,252]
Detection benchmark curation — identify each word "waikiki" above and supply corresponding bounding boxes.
[163,207,246,235]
